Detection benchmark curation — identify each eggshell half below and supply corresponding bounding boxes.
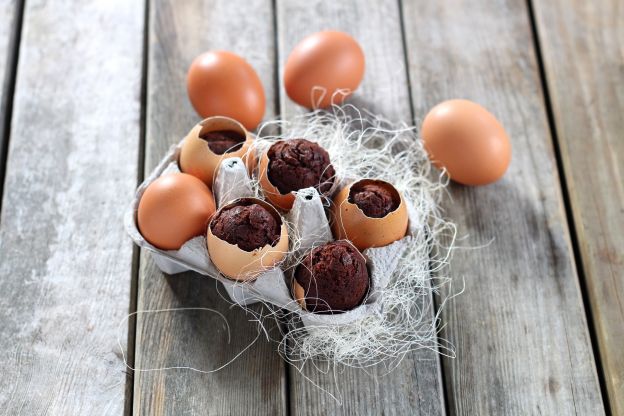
[292,280,306,310]
[206,198,289,281]
[258,150,296,211]
[179,116,255,187]
[331,179,408,250]
[138,173,216,250]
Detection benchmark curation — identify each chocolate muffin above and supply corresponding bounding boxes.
[349,181,400,218]
[267,139,335,195]
[294,241,369,313]
[210,202,280,251]
[200,130,246,154]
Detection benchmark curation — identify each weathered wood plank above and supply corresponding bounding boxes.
[531,1,624,413]
[0,0,144,414]
[133,1,286,415]
[0,0,21,189]
[277,1,445,414]
[402,0,605,414]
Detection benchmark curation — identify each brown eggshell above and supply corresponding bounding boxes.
[138,173,216,250]
[258,150,296,211]
[206,198,288,281]
[284,31,365,108]
[179,116,256,187]
[292,279,306,310]
[421,99,511,186]
[331,179,408,251]
[187,51,265,130]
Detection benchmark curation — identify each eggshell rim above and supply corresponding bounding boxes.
[332,179,409,250]
[179,116,255,187]
[342,178,404,219]
[292,279,306,310]
[258,140,337,211]
[290,239,372,314]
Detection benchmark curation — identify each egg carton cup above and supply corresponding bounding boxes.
[125,141,421,329]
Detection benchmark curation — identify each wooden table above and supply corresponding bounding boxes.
[0,0,621,414]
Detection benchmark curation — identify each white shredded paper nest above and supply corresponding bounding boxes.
[124,105,457,370]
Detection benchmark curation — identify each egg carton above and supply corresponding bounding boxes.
[124,141,420,329]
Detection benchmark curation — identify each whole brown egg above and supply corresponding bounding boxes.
[283,31,365,108]
[187,51,265,130]
[421,99,511,186]
[137,173,216,250]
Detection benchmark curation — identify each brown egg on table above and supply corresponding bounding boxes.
[207,198,288,281]
[179,116,256,187]
[332,179,408,251]
[138,173,216,251]
[284,31,365,108]
[292,240,369,313]
[259,138,335,211]
[421,99,512,186]
[187,50,265,130]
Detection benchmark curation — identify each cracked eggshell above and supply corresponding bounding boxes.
[292,279,306,310]
[179,116,255,187]
[206,198,289,281]
[258,150,296,211]
[331,179,408,250]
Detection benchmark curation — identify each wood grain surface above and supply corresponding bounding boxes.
[0,0,618,414]
[277,1,445,415]
[531,1,624,413]
[401,0,605,414]
[133,1,287,415]
[0,0,20,191]
[0,0,144,414]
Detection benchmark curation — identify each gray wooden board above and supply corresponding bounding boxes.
[133,1,287,415]
[0,0,19,181]
[401,0,605,414]
[0,0,144,414]
[277,1,445,414]
[531,1,624,413]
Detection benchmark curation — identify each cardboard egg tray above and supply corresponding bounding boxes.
[125,141,421,329]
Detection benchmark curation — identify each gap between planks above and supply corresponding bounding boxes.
[126,0,152,414]
[0,0,25,217]
[525,0,611,412]
[276,1,446,414]
[132,1,286,415]
[528,0,624,413]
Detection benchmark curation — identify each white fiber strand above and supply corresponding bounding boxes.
[246,105,457,368]
[122,104,458,381]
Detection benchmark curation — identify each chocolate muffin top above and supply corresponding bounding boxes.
[267,139,335,195]
[200,130,246,155]
[210,202,280,251]
[294,241,369,313]
[349,182,399,218]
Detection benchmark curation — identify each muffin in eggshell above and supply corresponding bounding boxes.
[293,240,369,313]
[259,139,335,211]
[207,198,288,281]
